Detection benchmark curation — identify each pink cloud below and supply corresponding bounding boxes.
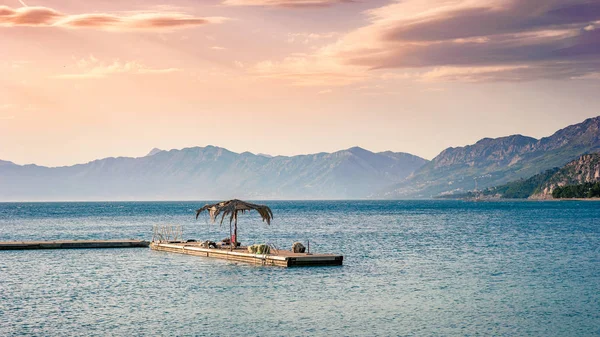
[54,56,181,79]
[56,14,122,28]
[0,6,61,26]
[0,5,225,31]
[222,0,352,8]
[253,55,367,86]
[328,0,600,81]
[262,0,600,83]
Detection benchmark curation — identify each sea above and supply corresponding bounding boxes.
[0,200,599,336]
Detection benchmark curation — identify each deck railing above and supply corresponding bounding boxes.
[152,224,183,243]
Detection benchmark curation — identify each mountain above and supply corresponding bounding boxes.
[439,168,560,200]
[0,146,427,201]
[0,159,16,167]
[381,116,600,198]
[146,148,163,156]
[445,152,600,199]
[533,152,600,198]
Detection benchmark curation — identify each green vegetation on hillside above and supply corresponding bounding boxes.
[388,116,600,198]
[439,152,600,199]
[486,168,560,198]
[438,167,560,199]
[552,183,600,199]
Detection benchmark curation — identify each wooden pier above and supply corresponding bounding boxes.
[0,239,150,250]
[151,242,343,267]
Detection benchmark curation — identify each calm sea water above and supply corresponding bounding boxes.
[0,201,599,336]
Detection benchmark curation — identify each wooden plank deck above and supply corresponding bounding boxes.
[0,239,150,250]
[151,242,343,267]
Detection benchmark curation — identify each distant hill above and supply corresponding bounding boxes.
[444,153,600,199]
[533,152,600,199]
[380,116,600,198]
[146,148,163,156]
[439,168,560,200]
[0,159,16,167]
[0,146,427,201]
[257,153,274,158]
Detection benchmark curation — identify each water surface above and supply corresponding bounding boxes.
[1,201,599,336]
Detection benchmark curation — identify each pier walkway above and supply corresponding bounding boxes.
[0,239,150,250]
[151,242,343,267]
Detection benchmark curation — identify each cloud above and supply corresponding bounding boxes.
[287,32,339,44]
[420,65,531,82]
[54,56,181,79]
[222,0,352,8]
[261,0,600,83]
[9,60,32,69]
[379,72,414,80]
[327,0,600,81]
[0,104,16,110]
[0,5,225,31]
[572,72,600,80]
[253,54,367,86]
[0,6,62,26]
[422,87,446,92]
[210,46,227,50]
[317,89,332,94]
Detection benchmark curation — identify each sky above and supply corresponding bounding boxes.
[1,0,600,167]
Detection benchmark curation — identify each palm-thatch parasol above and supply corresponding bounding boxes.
[195,199,273,250]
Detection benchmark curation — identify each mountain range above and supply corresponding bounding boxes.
[380,116,600,198]
[0,147,427,201]
[443,153,600,200]
[1,115,599,201]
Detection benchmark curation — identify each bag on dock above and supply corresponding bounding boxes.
[292,242,306,253]
[201,240,217,248]
[258,244,270,254]
[248,244,270,254]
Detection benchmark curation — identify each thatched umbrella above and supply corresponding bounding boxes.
[195,199,273,250]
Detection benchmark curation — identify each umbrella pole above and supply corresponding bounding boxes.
[229,221,233,251]
[234,217,238,248]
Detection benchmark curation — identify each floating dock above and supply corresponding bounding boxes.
[151,242,343,267]
[0,239,150,250]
